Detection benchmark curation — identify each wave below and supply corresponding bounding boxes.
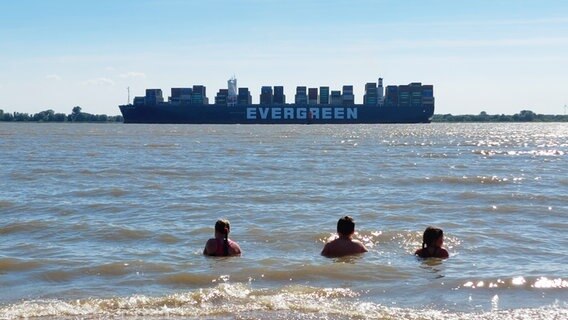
[85,203,124,213]
[78,261,175,278]
[39,270,76,282]
[143,143,181,148]
[8,172,37,181]
[68,187,129,198]
[34,261,178,282]
[0,200,15,209]
[0,258,42,273]
[77,168,126,176]
[1,283,566,319]
[84,262,132,277]
[143,183,164,191]
[0,221,50,235]
[157,264,402,287]
[472,149,565,157]
[157,233,182,244]
[457,276,568,290]
[138,169,187,177]
[421,152,454,159]
[97,226,152,242]
[385,175,522,188]
[422,175,517,185]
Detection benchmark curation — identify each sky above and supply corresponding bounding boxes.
[1,0,567,116]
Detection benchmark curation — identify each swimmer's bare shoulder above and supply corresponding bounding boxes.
[320,239,334,256]
[230,241,242,255]
[321,238,367,257]
[351,239,368,253]
[203,238,217,255]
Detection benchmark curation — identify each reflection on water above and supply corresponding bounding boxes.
[418,258,446,278]
[330,254,366,265]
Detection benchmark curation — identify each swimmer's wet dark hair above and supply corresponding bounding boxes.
[215,219,230,256]
[422,226,443,249]
[337,216,355,235]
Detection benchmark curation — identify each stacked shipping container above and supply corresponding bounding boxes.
[191,85,207,105]
[308,88,318,105]
[237,88,252,105]
[364,83,378,106]
[295,86,308,104]
[215,89,229,105]
[342,85,354,106]
[132,77,433,108]
[330,91,342,105]
[273,86,285,104]
[260,86,273,105]
[145,89,164,105]
[319,86,330,104]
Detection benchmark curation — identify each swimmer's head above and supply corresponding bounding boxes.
[215,219,230,236]
[422,226,443,248]
[337,216,356,236]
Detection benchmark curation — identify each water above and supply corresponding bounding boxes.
[0,122,567,319]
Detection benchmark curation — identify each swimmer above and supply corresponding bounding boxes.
[203,219,242,256]
[415,226,449,259]
[321,216,368,257]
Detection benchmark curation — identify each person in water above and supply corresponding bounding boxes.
[415,226,449,259]
[321,216,368,257]
[203,219,242,256]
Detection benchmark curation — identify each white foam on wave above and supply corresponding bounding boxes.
[1,283,566,320]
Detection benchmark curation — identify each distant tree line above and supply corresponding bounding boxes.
[0,106,123,122]
[1,107,566,123]
[432,110,568,122]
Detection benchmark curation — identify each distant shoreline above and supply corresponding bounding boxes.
[432,110,568,122]
[0,107,123,123]
[1,108,567,123]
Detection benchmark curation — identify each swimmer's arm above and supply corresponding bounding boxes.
[439,248,449,259]
[355,240,368,253]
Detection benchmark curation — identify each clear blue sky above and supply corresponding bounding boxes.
[1,0,567,115]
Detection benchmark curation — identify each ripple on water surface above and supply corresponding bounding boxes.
[0,123,567,317]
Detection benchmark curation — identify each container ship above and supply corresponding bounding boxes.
[119,77,434,124]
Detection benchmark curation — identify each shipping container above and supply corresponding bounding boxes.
[260,86,274,105]
[273,86,285,104]
[319,86,330,104]
[295,86,308,104]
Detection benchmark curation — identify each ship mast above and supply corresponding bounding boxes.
[127,87,130,104]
